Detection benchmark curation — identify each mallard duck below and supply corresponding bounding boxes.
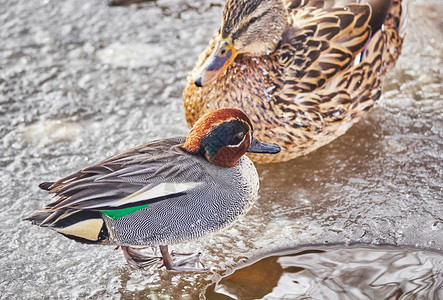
[183,0,407,163]
[26,108,280,272]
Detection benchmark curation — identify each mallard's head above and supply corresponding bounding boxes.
[195,0,287,87]
[182,108,280,167]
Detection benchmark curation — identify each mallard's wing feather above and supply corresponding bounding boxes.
[263,0,404,144]
[269,3,371,101]
[371,0,406,74]
[275,33,384,133]
[324,0,406,116]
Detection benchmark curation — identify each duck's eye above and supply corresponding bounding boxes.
[230,131,245,145]
[248,16,258,24]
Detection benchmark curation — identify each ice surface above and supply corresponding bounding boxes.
[97,43,166,68]
[0,0,441,298]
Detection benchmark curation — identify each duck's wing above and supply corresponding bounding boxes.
[268,0,405,123]
[271,26,385,133]
[34,138,208,220]
[269,1,373,100]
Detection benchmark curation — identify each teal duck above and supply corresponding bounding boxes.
[26,108,280,271]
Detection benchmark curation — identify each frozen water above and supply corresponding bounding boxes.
[97,43,166,68]
[0,0,442,298]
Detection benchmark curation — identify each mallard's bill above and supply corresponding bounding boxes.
[195,39,239,87]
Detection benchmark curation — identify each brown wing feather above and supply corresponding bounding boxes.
[269,3,371,100]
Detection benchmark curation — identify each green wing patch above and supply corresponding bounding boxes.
[100,204,149,220]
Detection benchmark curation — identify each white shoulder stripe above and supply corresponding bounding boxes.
[112,182,202,207]
[84,182,203,209]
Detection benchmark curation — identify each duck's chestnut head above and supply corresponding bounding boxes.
[182,108,280,167]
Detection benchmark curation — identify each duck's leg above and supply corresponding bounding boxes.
[159,245,207,272]
[120,246,162,268]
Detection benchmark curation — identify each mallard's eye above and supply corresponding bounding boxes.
[248,16,258,24]
[237,131,244,139]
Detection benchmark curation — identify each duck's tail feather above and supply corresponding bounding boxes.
[25,208,109,244]
[39,182,54,191]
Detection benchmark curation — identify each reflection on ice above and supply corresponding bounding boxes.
[206,246,443,299]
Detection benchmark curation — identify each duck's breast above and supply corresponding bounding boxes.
[107,155,259,246]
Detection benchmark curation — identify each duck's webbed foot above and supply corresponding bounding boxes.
[159,245,207,272]
[120,246,162,269]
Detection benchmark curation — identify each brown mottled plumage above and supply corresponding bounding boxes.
[183,0,407,163]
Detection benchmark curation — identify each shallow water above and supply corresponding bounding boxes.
[0,0,442,299]
[205,245,443,299]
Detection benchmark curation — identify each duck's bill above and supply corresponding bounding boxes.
[194,38,239,87]
[247,137,281,154]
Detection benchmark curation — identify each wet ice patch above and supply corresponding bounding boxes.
[381,137,408,154]
[22,120,82,146]
[97,43,165,68]
[252,217,321,250]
